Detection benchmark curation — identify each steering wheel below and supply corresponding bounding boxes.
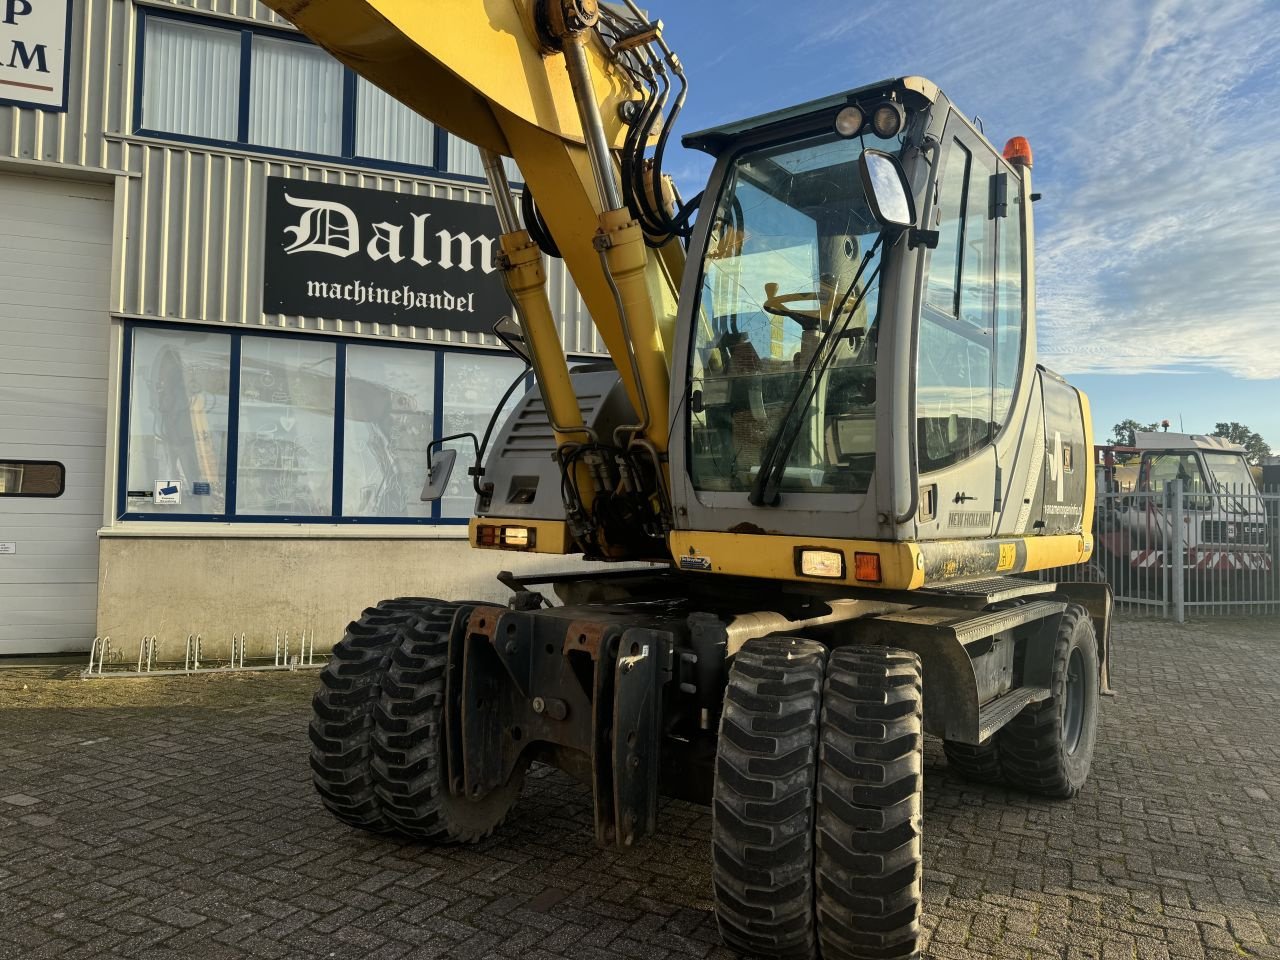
[763,282,822,330]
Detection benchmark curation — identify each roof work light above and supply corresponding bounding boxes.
[834,105,864,138]
[871,101,904,138]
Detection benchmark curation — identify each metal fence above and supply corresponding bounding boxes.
[1034,486,1280,621]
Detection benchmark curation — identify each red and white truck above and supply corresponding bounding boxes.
[1094,432,1271,585]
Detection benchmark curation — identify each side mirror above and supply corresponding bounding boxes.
[859,149,916,230]
[420,448,457,502]
[493,316,533,367]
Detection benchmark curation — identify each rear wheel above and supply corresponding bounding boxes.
[308,598,442,832]
[372,608,526,842]
[942,738,1003,784]
[712,637,826,960]
[816,647,924,960]
[998,605,1100,798]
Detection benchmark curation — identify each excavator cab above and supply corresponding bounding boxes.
[665,78,1092,589]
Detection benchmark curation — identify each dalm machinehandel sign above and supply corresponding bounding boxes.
[0,0,71,111]
[263,177,513,334]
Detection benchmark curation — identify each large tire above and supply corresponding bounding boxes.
[942,738,1003,784]
[308,598,442,832]
[712,637,827,960]
[997,604,1100,798]
[816,647,924,960]
[372,609,526,842]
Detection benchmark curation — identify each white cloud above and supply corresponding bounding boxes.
[1017,0,1280,378]
[750,0,1280,379]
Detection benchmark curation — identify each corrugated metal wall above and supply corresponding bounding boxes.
[0,0,602,355]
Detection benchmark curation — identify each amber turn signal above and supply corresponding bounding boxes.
[853,552,882,582]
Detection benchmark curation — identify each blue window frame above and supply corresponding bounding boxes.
[133,8,518,184]
[117,322,535,524]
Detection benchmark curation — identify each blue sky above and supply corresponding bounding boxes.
[651,0,1280,448]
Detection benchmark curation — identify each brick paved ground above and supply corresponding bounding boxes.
[0,617,1277,960]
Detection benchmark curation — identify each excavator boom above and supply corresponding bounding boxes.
[261,0,680,484]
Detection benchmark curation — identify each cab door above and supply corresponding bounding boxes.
[914,118,1001,540]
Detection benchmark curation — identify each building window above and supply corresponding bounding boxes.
[342,344,436,519]
[136,10,516,180]
[119,324,532,523]
[355,77,435,167]
[237,337,337,516]
[247,34,344,156]
[139,18,240,142]
[440,352,527,519]
[124,328,232,515]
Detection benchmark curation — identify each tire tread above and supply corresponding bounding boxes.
[816,646,923,960]
[712,637,826,960]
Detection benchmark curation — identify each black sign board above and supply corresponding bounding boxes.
[262,177,512,334]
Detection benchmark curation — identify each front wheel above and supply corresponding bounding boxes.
[710,640,926,960]
[816,647,924,960]
[998,605,1100,798]
[711,637,826,959]
[371,610,526,842]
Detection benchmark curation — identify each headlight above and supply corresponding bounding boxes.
[798,549,844,579]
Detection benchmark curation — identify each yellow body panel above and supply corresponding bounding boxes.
[668,531,1092,591]
[669,531,925,590]
[1077,390,1097,562]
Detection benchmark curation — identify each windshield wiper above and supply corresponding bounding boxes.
[749,234,883,507]
[1213,480,1250,515]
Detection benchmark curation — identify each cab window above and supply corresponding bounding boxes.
[994,174,1024,428]
[1142,453,1211,508]
[917,135,995,471]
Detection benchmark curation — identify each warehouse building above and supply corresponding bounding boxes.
[0,0,604,659]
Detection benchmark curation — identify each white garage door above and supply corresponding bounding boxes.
[0,174,113,655]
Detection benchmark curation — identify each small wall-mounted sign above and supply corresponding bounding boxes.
[153,481,182,506]
[0,542,16,554]
[0,0,72,112]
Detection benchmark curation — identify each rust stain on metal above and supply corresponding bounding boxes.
[727,522,769,535]
[466,605,504,643]
[564,619,607,659]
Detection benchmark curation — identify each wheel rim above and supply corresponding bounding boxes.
[1063,647,1086,755]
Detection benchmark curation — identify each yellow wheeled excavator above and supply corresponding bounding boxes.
[261,2,1113,956]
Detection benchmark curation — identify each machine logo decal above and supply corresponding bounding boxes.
[678,555,712,571]
[947,511,992,528]
[1048,430,1066,502]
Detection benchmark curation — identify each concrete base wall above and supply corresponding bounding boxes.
[96,537,626,663]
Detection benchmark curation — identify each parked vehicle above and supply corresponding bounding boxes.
[1095,432,1271,592]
